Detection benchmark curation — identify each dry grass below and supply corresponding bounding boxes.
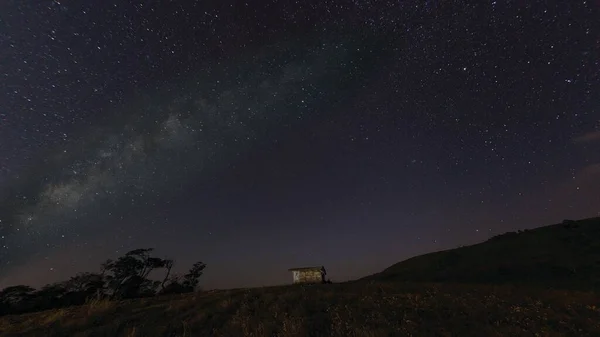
[85,298,114,316]
[0,282,598,337]
[40,308,68,325]
[126,326,137,337]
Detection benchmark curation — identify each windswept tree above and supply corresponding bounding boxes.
[60,272,105,304]
[0,285,35,304]
[161,260,207,294]
[182,261,206,291]
[0,248,207,315]
[0,285,36,314]
[28,283,67,311]
[160,259,175,292]
[102,248,173,299]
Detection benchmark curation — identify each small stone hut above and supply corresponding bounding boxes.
[288,266,327,284]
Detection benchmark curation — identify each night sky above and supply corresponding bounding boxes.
[1,0,599,290]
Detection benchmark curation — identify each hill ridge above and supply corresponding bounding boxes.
[363,217,600,290]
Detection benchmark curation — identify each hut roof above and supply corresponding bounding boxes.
[288,266,324,272]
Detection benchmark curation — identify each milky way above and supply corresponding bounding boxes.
[0,36,372,264]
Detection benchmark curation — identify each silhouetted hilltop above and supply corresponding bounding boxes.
[364,217,600,290]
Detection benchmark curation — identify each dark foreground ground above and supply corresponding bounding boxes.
[0,281,598,337]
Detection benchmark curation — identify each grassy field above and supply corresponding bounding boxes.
[0,281,598,337]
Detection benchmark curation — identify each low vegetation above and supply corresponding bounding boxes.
[0,282,598,336]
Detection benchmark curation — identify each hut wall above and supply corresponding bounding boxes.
[296,270,323,283]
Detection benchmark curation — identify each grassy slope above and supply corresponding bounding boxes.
[2,217,599,336]
[365,217,600,290]
[0,282,599,337]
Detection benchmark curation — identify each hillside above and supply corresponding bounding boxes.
[0,282,599,336]
[364,217,600,290]
[2,217,599,336]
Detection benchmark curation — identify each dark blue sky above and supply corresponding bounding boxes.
[1,0,599,289]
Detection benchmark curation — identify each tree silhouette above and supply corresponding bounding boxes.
[61,272,105,304]
[182,261,207,291]
[0,285,36,314]
[102,248,185,299]
[0,248,206,315]
[26,283,67,312]
[0,285,35,304]
[160,259,175,292]
[102,248,154,298]
[160,261,206,294]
